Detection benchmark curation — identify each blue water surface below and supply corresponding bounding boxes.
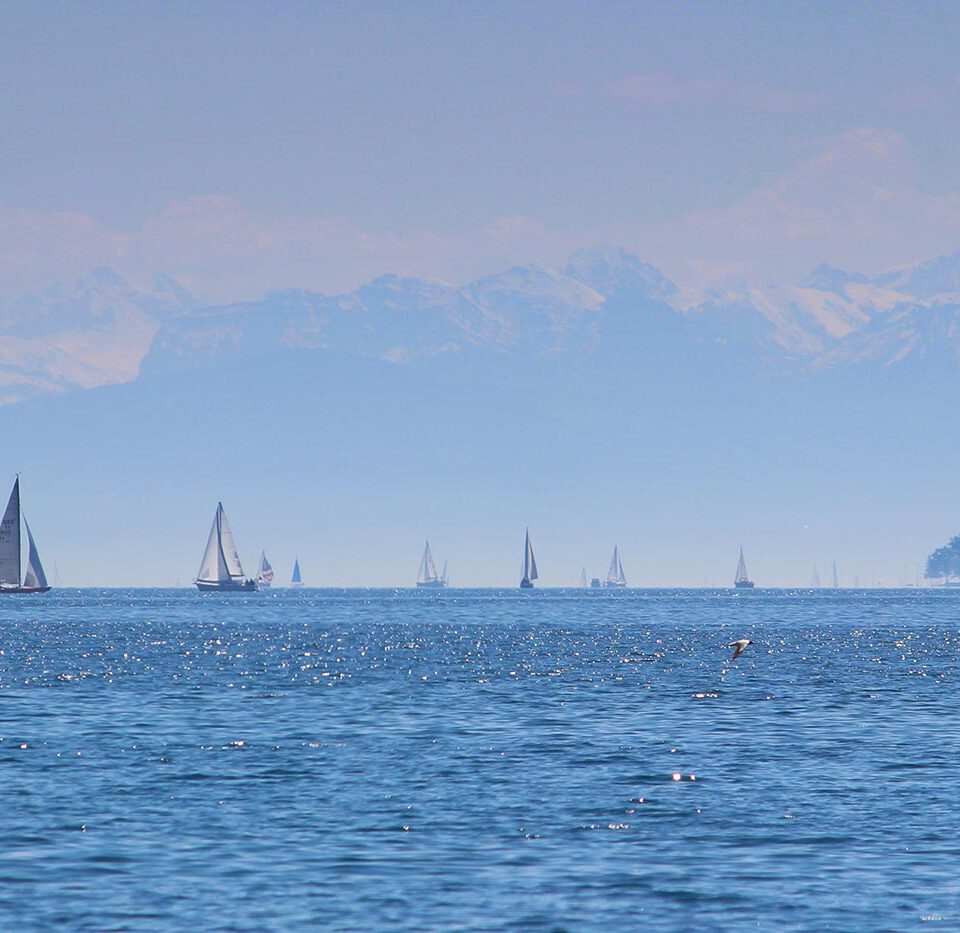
[0,587,958,931]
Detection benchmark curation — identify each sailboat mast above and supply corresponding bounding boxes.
[14,476,21,587]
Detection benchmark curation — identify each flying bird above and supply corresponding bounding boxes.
[729,639,752,660]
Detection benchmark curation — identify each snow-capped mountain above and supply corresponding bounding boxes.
[6,246,960,407]
[0,267,192,403]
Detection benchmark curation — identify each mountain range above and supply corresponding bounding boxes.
[5,245,960,406]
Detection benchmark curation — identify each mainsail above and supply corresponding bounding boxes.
[440,561,448,586]
[257,551,274,584]
[291,558,302,586]
[0,478,21,587]
[22,519,48,589]
[523,529,538,582]
[217,508,245,579]
[580,566,588,588]
[417,541,439,584]
[832,562,839,589]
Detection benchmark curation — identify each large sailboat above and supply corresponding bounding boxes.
[416,541,446,588]
[0,477,51,594]
[290,558,303,588]
[520,529,538,589]
[195,502,256,592]
[256,551,275,588]
[734,546,755,589]
[604,546,627,588]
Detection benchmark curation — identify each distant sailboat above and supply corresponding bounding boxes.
[290,558,303,588]
[811,566,821,588]
[440,560,449,587]
[832,561,839,589]
[604,546,627,588]
[0,477,51,594]
[579,566,588,588]
[734,546,755,589]
[257,551,275,588]
[416,541,446,588]
[520,529,538,589]
[195,502,256,592]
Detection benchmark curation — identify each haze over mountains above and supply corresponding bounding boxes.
[5,245,960,406]
[3,246,960,587]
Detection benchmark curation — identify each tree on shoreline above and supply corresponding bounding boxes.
[925,535,960,582]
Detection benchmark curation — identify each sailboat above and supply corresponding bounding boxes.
[440,560,449,587]
[0,477,51,594]
[604,546,627,588]
[734,546,755,589]
[520,528,538,589]
[832,562,839,589]
[579,566,588,588]
[290,558,303,588]
[196,502,256,592]
[416,541,446,588]
[811,566,821,588]
[256,551,275,588]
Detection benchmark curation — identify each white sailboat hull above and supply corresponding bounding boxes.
[416,579,446,588]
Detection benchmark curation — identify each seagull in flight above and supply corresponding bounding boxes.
[729,639,752,660]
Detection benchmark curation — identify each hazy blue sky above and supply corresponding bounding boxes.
[3,1,960,299]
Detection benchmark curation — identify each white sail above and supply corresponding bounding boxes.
[217,506,245,579]
[735,547,750,584]
[524,530,538,581]
[440,561,448,585]
[832,562,839,589]
[0,478,20,586]
[607,547,618,583]
[417,541,438,584]
[579,566,588,587]
[22,518,47,589]
[197,505,231,583]
[607,546,626,585]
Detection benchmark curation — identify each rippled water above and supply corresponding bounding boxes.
[1,588,959,930]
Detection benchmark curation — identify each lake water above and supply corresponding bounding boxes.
[0,588,958,930]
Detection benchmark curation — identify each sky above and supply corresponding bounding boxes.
[3,1,960,301]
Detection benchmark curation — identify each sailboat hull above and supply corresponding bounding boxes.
[734,580,755,589]
[196,579,257,592]
[0,585,51,594]
[416,580,446,588]
[519,578,534,589]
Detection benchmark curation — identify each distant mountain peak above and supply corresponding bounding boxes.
[564,246,677,300]
[874,248,960,299]
[800,263,869,295]
[86,266,131,290]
